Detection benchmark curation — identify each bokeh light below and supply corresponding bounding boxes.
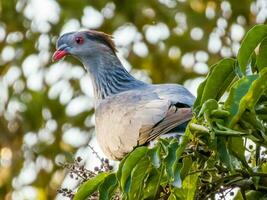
[0,0,266,199]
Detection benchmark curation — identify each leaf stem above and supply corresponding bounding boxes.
[187,168,217,175]
[155,164,164,198]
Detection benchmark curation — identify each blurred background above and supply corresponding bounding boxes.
[0,0,266,199]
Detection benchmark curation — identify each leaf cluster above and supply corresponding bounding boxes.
[70,25,267,200]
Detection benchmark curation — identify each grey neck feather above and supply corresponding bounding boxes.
[82,52,145,99]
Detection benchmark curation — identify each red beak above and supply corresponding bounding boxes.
[52,50,69,62]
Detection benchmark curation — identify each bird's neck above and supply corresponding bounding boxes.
[83,53,145,99]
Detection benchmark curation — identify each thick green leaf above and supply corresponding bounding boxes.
[224,75,258,125]
[229,69,267,126]
[119,146,148,192]
[143,168,161,199]
[172,163,183,188]
[213,123,248,136]
[228,137,247,166]
[238,24,267,74]
[180,157,193,180]
[99,173,118,200]
[233,190,244,200]
[250,51,258,73]
[217,137,233,171]
[210,109,230,118]
[148,146,161,168]
[160,139,183,188]
[128,156,151,199]
[194,59,236,111]
[245,190,265,200]
[116,155,127,185]
[194,62,218,110]
[194,78,207,110]
[159,138,171,156]
[181,172,199,200]
[256,37,267,71]
[198,99,218,118]
[175,127,192,161]
[164,140,179,180]
[168,193,177,200]
[73,172,109,200]
[172,172,200,200]
[198,58,236,106]
[262,162,267,173]
[161,127,193,189]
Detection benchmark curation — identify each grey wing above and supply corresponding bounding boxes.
[95,86,194,160]
[138,106,192,145]
[152,84,196,106]
[138,84,195,143]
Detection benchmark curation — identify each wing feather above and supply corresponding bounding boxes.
[138,106,192,145]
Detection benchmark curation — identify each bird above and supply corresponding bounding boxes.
[53,30,195,160]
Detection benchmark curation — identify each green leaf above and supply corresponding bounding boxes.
[143,168,161,199]
[172,163,183,188]
[198,99,218,118]
[116,154,127,185]
[228,137,247,167]
[245,190,265,200]
[233,190,244,200]
[148,146,161,168]
[229,69,267,126]
[238,24,267,74]
[175,127,192,163]
[198,58,236,105]
[213,123,248,136]
[181,172,199,200]
[250,51,258,73]
[172,172,200,200]
[164,140,179,179]
[256,37,267,71]
[217,137,233,171]
[210,109,230,118]
[180,157,193,180]
[168,193,177,200]
[262,162,267,173]
[161,139,183,188]
[224,75,258,125]
[99,173,118,200]
[119,146,148,192]
[73,172,109,200]
[159,138,171,156]
[128,156,151,199]
[194,78,207,110]
[194,62,219,110]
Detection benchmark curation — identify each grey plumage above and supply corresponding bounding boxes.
[53,30,195,160]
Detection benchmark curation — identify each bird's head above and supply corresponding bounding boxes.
[53,30,117,62]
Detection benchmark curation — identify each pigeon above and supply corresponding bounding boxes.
[53,30,195,160]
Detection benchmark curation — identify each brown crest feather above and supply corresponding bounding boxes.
[86,30,117,53]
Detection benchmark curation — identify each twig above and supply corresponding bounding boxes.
[88,144,113,172]
[187,168,217,175]
[203,174,242,199]
[88,144,103,162]
[153,161,164,199]
[250,172,267,177]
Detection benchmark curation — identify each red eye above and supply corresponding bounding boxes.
[75,36,84,44]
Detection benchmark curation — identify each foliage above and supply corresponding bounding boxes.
[70,25,267,200]
[0,0,266,199]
